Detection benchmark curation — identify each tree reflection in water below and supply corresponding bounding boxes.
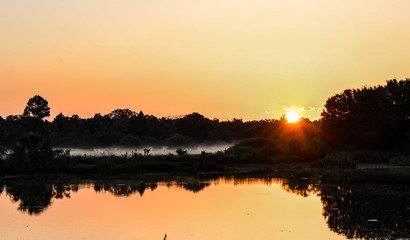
[93,182,157,197]
[320,184,410,239]
[277,171,410,239]
[0,181,4,196]
[1,170,409,239]
[4,178,74,215]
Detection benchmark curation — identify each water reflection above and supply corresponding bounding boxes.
[320,185,410,239]
[3,178,74,215]
[1,170,409,239]
[93,182,157,197]
[278,171,410,239]
[318,171,410,239]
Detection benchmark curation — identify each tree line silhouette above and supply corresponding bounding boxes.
[0,96,267,148]
[0,79,410,173]
[321,79,410,151]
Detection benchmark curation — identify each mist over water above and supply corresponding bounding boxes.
[63,143,233,156]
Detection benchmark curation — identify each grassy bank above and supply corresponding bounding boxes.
[1,134,409,175]
[1,150,284,175]
[1,150,409,175]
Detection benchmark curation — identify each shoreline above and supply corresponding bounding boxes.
[1,163,410,179]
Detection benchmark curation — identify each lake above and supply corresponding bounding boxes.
[0,170,409,239]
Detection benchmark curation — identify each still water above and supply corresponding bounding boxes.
[0,170,409,240]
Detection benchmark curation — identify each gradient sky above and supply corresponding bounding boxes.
[1,0,410,120]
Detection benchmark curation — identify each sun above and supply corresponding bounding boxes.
[285,111,300,123]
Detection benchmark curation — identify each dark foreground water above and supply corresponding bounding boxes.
[0,170,409,240]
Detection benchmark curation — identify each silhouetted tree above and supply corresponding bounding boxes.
[108,108,136,119]
[128,111,148,137]
[385,79,410,120]
[89,113,111,139]
[175,112,214,141]
[385,79,410,150]
[321,86,399,150]
[23,95,50,120]
[11,132,53,172]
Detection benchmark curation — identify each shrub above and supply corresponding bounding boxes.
[166,134,194,146]
[119,134,141,146]
[318,152,357,169]
[176,148,188,155]
[11,132,53,172]
[390,155,410,166]
[352,150,390,164]
[0,146,6,158]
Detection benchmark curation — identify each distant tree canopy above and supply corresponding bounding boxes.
[23,95,50,120]
[175,112,215,141]
[385,79,410,121]
[1,79,410,154]
[108,108,136,119]
[321,79,410,150]
[0,95,261,147]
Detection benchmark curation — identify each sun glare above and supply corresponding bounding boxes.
[285,111,300,123]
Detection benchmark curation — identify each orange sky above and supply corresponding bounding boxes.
[1,0,410,120]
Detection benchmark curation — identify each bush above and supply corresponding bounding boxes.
[317,152,357,169]
[119,134,141,146]
[0,146,6,157]
[166,134,194,146]
[390,155,410,166]
[352,150,390,164]
[176,148,188,155]
[11,132,53,172]
[142,137,160,146]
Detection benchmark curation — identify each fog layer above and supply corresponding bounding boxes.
[63,144,233,156]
